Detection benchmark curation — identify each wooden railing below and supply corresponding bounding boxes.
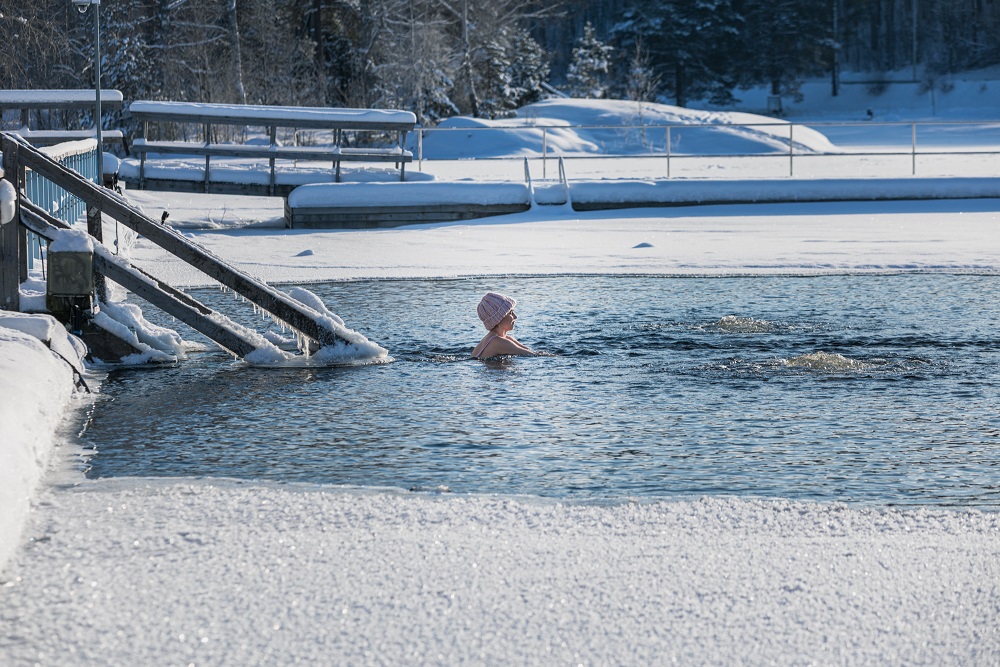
[0,89,124,147]
[129,101,416,194]
[0,132,356,356]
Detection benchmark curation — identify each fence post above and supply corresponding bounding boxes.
[911,123,917,176]
[203,122,211,191]
[87,200,108,302]
[666,126,671,179]
[542,127,548,179]
[789,123,795,177]
[1,139,21,311]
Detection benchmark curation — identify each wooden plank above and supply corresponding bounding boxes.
[130,106,414,132]
[3,133,345,348]
[131,140,412,163]
[18,201,259,358]
[14,130,125,147]
[1,145,21,311]
[0,90,124,110]
[286,203,530,228]
[127,177,296,198]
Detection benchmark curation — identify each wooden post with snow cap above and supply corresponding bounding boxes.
[1,143,21,311]
[19,198,268,359]
[0,132,347,350]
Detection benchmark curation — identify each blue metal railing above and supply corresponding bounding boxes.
[20,141,98,269]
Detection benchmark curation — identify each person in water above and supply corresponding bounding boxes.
[472,292,539,359]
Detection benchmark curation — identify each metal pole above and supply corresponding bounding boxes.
[93,0,104,186]
[789,123,794,177]
[912,123,917,175]
[666,126,671,178]
[542,127,547,179]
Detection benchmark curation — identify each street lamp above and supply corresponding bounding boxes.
[71,0,103,185]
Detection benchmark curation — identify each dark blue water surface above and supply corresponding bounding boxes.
[80,274,1000,508]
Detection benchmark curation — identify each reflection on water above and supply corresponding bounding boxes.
[81,275,1000,509]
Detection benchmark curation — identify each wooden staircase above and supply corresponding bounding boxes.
[1,132,353,359]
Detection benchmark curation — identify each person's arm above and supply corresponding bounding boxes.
[484,336,537,357]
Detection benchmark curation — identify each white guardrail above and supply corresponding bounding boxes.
[411,120,1000,180]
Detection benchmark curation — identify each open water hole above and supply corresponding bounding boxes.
[79,274,1000,509]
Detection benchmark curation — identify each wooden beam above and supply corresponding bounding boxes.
[2,133,343,348]
[18,201,260,358]
[1,144,21,311]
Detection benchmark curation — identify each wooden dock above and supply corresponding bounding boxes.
[127,101,415,195]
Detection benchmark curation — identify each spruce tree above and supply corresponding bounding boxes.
[567,22,613,99]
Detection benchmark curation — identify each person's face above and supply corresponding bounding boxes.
[502,310,517,329]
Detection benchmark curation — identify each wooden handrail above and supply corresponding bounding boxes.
[1,131,348,349]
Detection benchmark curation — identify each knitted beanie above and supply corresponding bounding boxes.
[477,292,516,330]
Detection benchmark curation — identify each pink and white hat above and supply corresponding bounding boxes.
[477,292,516,330]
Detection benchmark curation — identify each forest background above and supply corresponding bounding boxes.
[1,0,998,133]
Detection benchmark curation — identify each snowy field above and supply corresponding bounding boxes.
[3,86,1000,665]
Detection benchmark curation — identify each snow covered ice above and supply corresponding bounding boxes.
[3,91,1000,664]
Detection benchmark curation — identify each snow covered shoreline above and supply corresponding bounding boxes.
[4,92,1000,660]
[0,314,88,570]
[3,479,999,664]
[3,199,1000,662]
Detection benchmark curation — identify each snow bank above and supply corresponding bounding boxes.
[421,98,838,159]
[568,176,1000,207]
[2,480,997,664]
[0,314,87,571]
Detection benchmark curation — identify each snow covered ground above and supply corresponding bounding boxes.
[3,88,1000,664]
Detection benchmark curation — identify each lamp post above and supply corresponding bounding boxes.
[71,0,107,304]
[72,0,103,184]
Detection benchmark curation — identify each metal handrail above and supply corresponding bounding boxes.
[413,119,1000,178]
[19,139,99,270]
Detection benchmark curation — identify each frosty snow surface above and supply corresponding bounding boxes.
[2,89,1000,664]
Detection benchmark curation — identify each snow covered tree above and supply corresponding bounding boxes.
[473,26,549,118]
[476,32,518,118]
[373,2,459,125]
[623,37,660,102]
[735,0,832,100]
[613,0,741,107]
[508,27,550,108]
[98,2,158,140]
[567,22,613,98]
[0,2,73,90]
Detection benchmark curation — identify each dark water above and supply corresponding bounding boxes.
[80,274,1000,508]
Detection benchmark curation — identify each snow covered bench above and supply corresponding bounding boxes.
[285,182,532,228]
[129,101,415,194]
[0,89,124,147]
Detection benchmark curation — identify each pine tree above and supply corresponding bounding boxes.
[508,28,550,108]
[567,22,613,98]
[476,31,517,119]
[736,0,831,100]
[612,0,740,107]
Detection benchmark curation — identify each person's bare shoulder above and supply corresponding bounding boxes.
[485,336,535,358]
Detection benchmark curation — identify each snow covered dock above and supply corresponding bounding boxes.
[283,176,1000,228]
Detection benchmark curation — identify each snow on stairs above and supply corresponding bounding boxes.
[3,133,355,360]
